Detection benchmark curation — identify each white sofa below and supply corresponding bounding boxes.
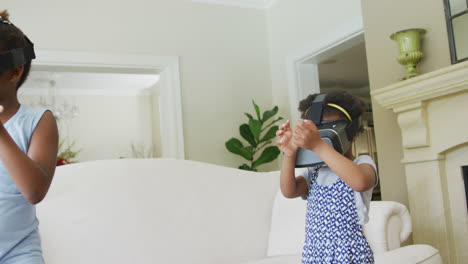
[36,159,442,264]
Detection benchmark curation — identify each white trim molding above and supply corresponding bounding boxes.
[29,50,185,159]
[21,72,160,97]
[20,87,155,97]
[191,0,277,9]
[285,16,364,124]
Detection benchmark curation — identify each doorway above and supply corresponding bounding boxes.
[286,25,381,200]
[21,50,185,161]
[19,70,161,162]
[315,42,380,200]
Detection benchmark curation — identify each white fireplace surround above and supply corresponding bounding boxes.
[372,60,468,264]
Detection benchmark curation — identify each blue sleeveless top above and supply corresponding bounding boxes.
[0,105,47,258]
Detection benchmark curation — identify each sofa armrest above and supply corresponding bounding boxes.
[363,201,412,254]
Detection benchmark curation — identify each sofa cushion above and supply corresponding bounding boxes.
[242,244,442,264]
[374,244,442,264]
[267,190,306,257]
[267,168,308,257]
[241,254,302,264]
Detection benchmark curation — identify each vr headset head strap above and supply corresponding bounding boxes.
[307,94,326,125]
[0,19,36,73]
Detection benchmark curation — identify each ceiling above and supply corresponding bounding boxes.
[191,0,276,9]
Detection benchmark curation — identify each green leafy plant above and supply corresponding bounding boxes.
[225,100,283,171]
[57,140,81,166]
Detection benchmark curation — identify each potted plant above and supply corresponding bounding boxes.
[56,140,80,166]
[225,101,283,171]
[390,28,426,80]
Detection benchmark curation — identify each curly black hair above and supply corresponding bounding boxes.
[298,89,366,126]
[0,10,32,90]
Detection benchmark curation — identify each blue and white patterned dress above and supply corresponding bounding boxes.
[302,166,374,264]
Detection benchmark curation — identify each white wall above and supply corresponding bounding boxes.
[6,0,274,169]
[266,0,364,169]
[266,0,363,118]
[361,0,452,207]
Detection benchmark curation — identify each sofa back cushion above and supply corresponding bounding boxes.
[267,190,306,257]
[37,159,279,264]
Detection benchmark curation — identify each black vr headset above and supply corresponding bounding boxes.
[295,94,361,167]
[0,16,36,74]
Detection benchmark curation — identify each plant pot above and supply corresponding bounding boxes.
[390,28,426,80]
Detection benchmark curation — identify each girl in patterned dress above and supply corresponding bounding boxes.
[0,10,59,264]
[276,90,377,264]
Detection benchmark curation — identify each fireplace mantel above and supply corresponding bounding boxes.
[371,60,468,264]
[373,60,468,112]
[373,61,468,153]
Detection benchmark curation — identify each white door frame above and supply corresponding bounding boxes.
[31,50,185,159]
[285,16,364,125]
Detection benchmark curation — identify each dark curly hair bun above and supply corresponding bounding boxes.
[298,89,366,123]
[0,9,32,89]
[0,10,10,21]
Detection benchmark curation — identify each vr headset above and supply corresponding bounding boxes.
[0,16,36,74]
[295,94,361,167]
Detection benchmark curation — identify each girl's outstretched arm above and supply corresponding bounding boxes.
[277,120,308,198]
[0,109,58,204]
[293,120,375,192]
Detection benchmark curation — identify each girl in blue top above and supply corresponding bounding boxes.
[277,90,376,264]
[0,10,58,264]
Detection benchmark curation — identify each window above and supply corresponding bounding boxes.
[463,166,468,214]
[444,0,468,63]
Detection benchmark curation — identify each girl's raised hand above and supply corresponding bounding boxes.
[293,120,322,151]
[276,120,298,157]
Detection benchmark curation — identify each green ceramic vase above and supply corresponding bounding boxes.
[390,28,426,80]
